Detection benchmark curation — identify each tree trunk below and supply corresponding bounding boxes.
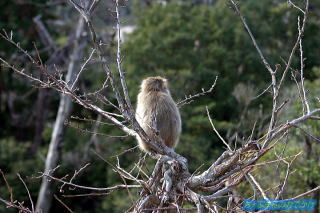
[35,17,85,213]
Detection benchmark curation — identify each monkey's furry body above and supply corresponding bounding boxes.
[135,76,181,152]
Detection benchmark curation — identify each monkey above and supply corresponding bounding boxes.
[135,76,181,152]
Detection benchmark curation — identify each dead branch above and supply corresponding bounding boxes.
[38,172,141,192]
[178,76,218,107]
[53,195,74,213]
[0,196,32,213]
[17,174,35,213]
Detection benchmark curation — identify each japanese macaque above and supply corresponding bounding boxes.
[135,76,181,152]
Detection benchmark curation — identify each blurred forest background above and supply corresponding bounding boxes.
[0,0,320,212]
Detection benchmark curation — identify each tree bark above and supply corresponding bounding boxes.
[35,17,85,213]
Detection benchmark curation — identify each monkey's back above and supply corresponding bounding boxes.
[136,91,181,151]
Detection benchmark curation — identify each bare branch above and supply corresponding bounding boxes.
[298,16,310,114]
[115,0,133,112]
[278,0,309,90]
[0,58,46,86]
[178,76,217,107]
[229,0,279,137]
[39,172,141,192]
[287,0,305,14]
[247,173,269,200]
[263,109,320,148]
[229,0,273,74]
[292,186,320,199]
[251,83,272,100]
[53,195,74,213]
[88,0,101,13]
[71,48,96,90]
[275,153,300,199]
[65,120,129,138]
[0,196,32,213]
[67,0,128,118]
[293,125,320,142]
[206,106,232,151]
[17,174,34,213]
[60,163,91,192]
[0,170,13,202]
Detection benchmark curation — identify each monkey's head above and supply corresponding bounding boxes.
[141,76,169,93]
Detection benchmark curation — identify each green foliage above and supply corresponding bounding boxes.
[101,189,140,213]
[0,138,43,213]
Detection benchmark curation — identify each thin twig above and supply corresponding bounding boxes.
[40,172,141,191]
[248,173,269,200]
[278,0,308,90]
[62,192,112,197]
[251,83,272,100]
[298,16,310,114]
[115,0,133,112]
[292,186,320,199]
[93,151,138,205]
[0,196,32,213]
[65,120,129,138]
[288,0,305,14]
[178,76,218,107]
[0,170,13,202]
[70,115,120,126]
[206,106,232,151]
[230,0,278,137]
[293,124,320,142]
[17,174,34,213]
[53,195,74,213]
[110,146,139,158]
[291,71,305,112]
[245,173,257,200]
[71,48,96,90]
[275,152,300,199]
[229,0,273,74]
[60,163,91,192]
[68,0,128,117]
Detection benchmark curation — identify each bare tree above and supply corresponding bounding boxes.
[0,0,319,212]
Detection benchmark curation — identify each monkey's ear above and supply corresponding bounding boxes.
[140,79,147,89]
[162,78,168,87]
